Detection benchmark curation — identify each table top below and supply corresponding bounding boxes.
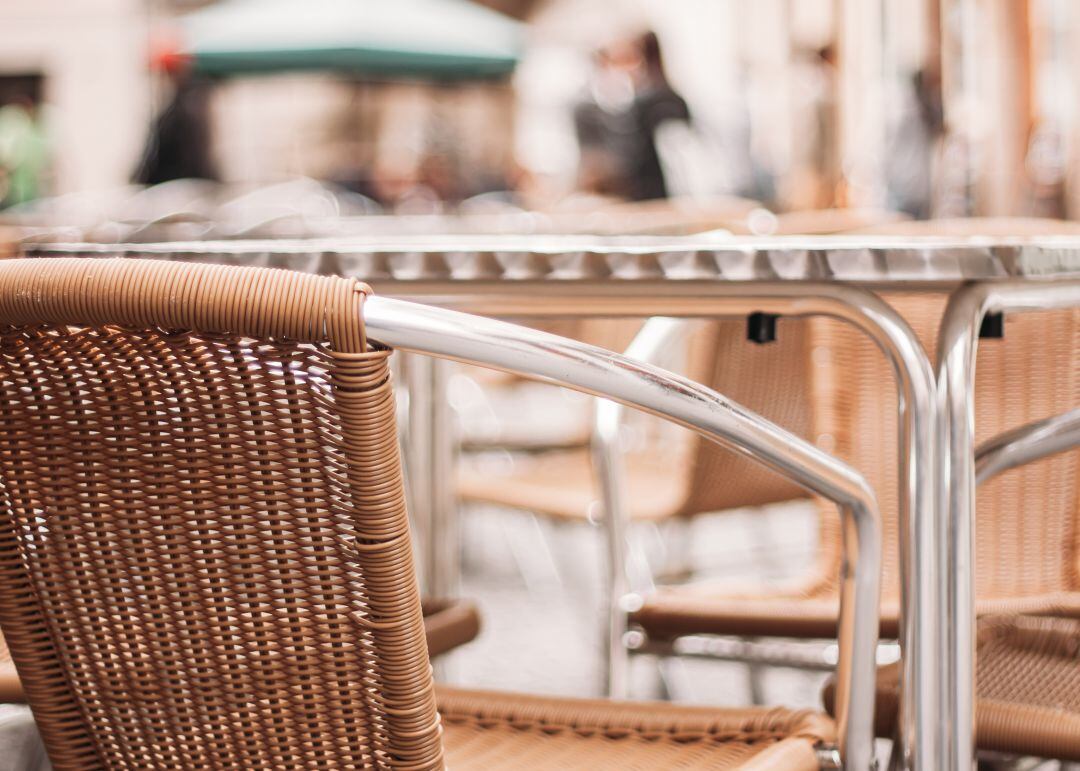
[24,234,1080,284]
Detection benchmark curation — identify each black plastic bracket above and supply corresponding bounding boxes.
[747,312,779,344]
[979,312,1004,339]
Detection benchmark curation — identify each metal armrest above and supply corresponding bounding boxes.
[975,408,1080,486]
[364,295,881,771]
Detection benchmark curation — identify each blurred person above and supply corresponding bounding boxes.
[625,31,690,201]
[572,31,690,203]
[134,73,219,185]
[885,69,944,219]
[786,44,839,209]
[0,96,49,208]
[572,41,639,200]
[1025,120,1067,218]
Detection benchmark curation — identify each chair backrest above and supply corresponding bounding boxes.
[0,258,441,770]
[674,281,1080,605]
[671,317,816,517]
[831,220,1080,603]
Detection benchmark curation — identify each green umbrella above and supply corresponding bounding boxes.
[178,0,523,81]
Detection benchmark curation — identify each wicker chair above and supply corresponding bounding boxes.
[458,316,815,527]
[821,408,1080,762]
[826,614,1080,762]
[0,257,879,770]
[625,225,1080,665]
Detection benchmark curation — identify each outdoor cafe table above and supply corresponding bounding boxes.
[26,233,1080,771]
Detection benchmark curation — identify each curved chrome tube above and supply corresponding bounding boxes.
[975,408,1080,486]
[592,317,689,699]
[364,295,882,770]
[384,280,936,771]
[937,279,1080,771]
[459,282,935,771]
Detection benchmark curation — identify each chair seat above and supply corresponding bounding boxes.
[823,615,1080,761]
[457,449,686,523]
[438,685,832,770]
[633,583,1080,642]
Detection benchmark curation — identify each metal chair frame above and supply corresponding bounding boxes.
[362,294,882,770]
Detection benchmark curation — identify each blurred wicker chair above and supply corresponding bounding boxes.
[822,409,1080,762]
[766,208,909,236]
[457,317,816,591]
[0,257,878,770]
[456,318,643,453]
[626,219,1080,656]
[844,215,1080,237]
[827,614,1080,762]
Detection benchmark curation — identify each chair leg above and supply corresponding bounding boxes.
[650,654,691,702]
[743,637,767,705]
[745,662,767,705]
[604,622,631,699]
[660,518,694,583]
[502,510,563,592]
[886,725,903,771]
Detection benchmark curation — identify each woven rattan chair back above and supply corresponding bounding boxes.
[0,258,440,770]
[672,318,815,516]
[807,293,1080,613]
[823,219,1080,612]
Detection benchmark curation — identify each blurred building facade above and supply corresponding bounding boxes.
[0,0,150,196]
[0,0,1078,219]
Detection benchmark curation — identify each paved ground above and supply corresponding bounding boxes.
[443,498,829,709]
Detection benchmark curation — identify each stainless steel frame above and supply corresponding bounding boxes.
[592,317,687,698]
[617,408,1080,758]
[975,408,1080,485]
[362,295,882,770]
[402,355,458,595]
[937,280,1080,771]
[516,283,940,771]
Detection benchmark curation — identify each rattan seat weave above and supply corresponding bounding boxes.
[437,686,831,770]
[0,257,842,770]
[824,615,1080,761]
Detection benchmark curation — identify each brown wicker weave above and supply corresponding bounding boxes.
[0,257,837,770]
[823,615,1080,761]
[0,598,478,712]
[0,258,440,770]
[0,597,478,711]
